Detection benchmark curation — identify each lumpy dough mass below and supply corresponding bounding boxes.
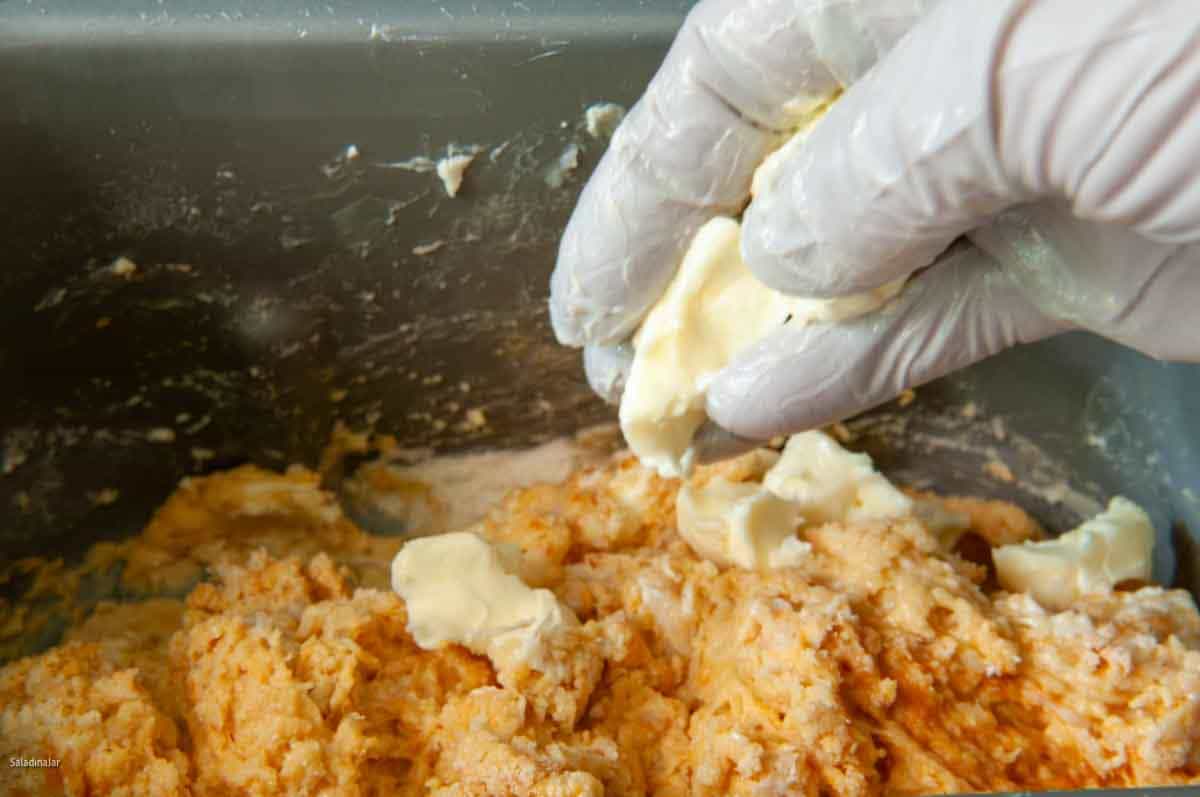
[3,444,1200,797]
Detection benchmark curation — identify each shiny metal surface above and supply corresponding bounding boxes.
[1,0,681,562]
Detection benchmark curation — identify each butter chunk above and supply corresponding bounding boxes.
[620,219,901,478]
[391,532,577,668]
[675,433,912,571]
[764,431,913,525]
[994,497,1154,611]
[676,474,806,571]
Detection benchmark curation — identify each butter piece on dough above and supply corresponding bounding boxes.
[391,531,577,669]
[676,433,912,570]
[994,497,1154,610]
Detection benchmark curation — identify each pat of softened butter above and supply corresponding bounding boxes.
[764,431,913,524]
[619,217,902,478]
[676,450,809,570]
[993,497,1154,611]
[675,432,911,570]
[391,531,576,667]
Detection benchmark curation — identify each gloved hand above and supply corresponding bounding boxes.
[550,0,1200,453]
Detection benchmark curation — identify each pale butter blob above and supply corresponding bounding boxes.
[764,431,914,525]
[994,497,1154,611]
[619,218,902,478]
[675,431,913,571]
[675,449,807,570]
[390,531,576,668]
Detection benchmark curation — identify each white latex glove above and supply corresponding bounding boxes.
[554,0,937,386]
[551,0,1200,455]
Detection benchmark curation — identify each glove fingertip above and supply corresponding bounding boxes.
[548,268,584,347]
[583,342,634,406]
[702,330,826,440]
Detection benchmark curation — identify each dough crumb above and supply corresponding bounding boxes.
[411,239,446,256]
[89,488,120,506]
[376,155,437,173]
[828,422,854,444]
[437,152,476,197]
[147,427,176,444]
[584,102,626,139]
[984,460,1015,483]
[545,142,581,188]
[460,407,487,431]
[111,256,138,278]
